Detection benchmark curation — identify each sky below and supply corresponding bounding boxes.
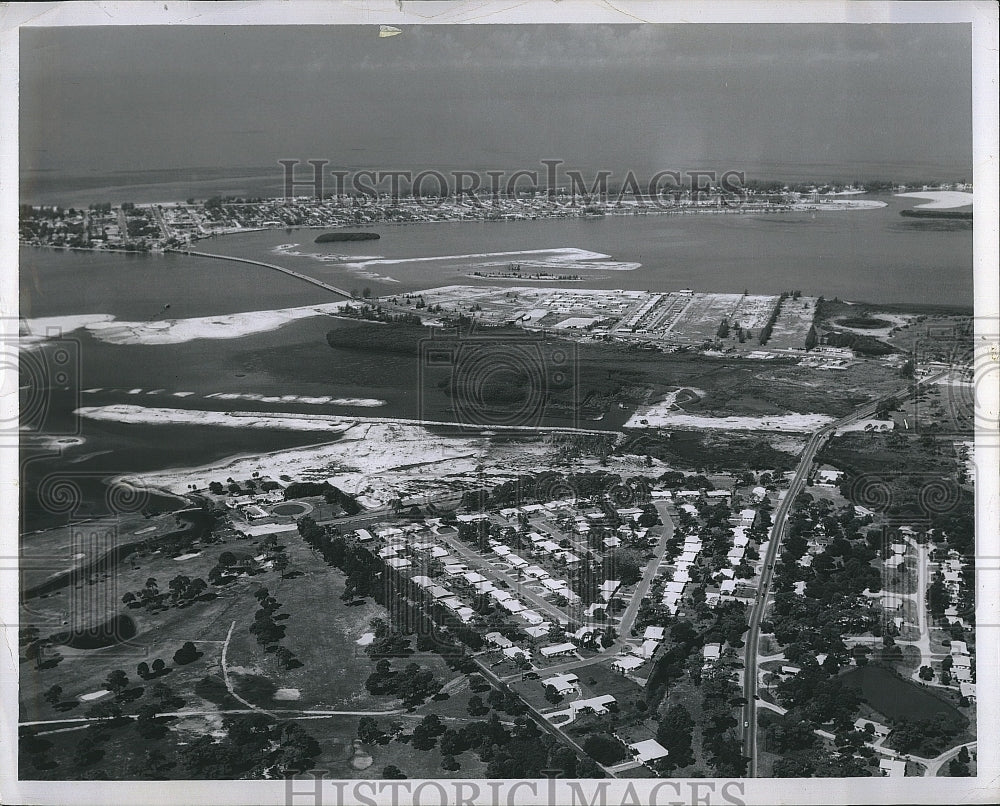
[19,23,973,181]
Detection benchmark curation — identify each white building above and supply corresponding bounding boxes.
[600,580,621,601]
[628,739,669,765]
[542,673,579,696]
[569,694,616,716]
[484,631,513,649]
[540,642,577,658]
[612,655,645,674]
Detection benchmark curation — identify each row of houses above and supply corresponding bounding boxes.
[610,624,668,677]
[949,639,974,686]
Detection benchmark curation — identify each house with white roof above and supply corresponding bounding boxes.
[953,666,973,683]
[569,695,616,716]
[629,739,669,765]
[456,513,490,523]
[612,655,646,674]
[524,623,551,639]
[355,528,375,542]
[540,642,577,658]
[520,610,545,625]
[542,673,579,696]
[854,718,890,739]
[635,638,660,659]
[815,468,844,486]
[472,580,496,595]
[463,571,487,584]
[503,646,532,662]
[600,580,621,601]
[643,626,666,641]
[427,584,451,599]
[702,643,722,662]
[603,536,622,549]
[500,598,526,614]
[411,575,434,588]
[385,557,411,569]
[484,631,513,649]
[559,551,581,567]
[508,555,529,569]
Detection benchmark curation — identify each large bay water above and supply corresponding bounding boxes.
[18,193,972,530]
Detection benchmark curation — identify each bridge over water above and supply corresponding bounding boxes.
[171,248,355,299]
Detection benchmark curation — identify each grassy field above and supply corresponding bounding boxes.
[18,521,477,779]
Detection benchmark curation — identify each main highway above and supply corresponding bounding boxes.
[741,371,948,776]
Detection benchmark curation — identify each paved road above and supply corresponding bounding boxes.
[467,652,621,778]
[432,529,574,626]
[741,373,949,776]
[610,500,675,648]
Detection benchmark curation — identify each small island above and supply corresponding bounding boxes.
[314,231,381,243]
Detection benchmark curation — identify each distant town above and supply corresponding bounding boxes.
[17,179,971,254]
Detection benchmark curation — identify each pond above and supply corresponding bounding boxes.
[840,665,967,727]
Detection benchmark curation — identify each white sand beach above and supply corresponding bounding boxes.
[625,408,834,432]
[76,404,356,433]
[894,191,973,209]
[21,302,352,347]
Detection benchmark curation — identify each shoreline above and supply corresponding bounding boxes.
[18,196,890,256]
